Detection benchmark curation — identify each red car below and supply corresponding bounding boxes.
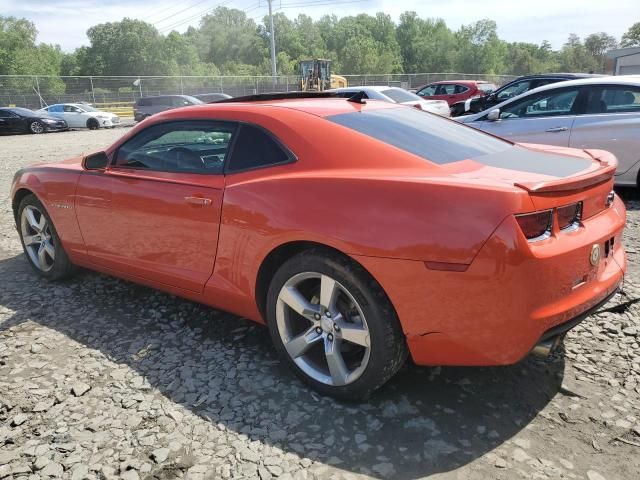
[11,94,626,400]
[415,80,496,106]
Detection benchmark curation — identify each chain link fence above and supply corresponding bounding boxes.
[0,73,518,111]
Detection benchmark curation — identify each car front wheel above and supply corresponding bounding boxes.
[29,121,44,134]
[17,194,75,280]
[266,249,407,400]
[87,118,100,130]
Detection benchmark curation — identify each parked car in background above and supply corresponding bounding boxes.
[0,107,68,134]
[134,95,204,121]
[450,73,603,117]
[414,80,496,106]
[38,103,120,129]
[459,76,640,187]
[329,86,450,116]
[12,93,626,399]
[194,93,232,103]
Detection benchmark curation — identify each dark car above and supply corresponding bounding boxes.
[193,93,232,103]
[133,95,204,122]
[0,107,68,134]
[450,73,603,117]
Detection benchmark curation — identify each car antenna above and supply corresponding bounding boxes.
[347,91,367,105]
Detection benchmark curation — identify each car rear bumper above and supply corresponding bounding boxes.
[352,195,627,366]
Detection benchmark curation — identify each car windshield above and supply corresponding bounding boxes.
[184,96,204,105]
[478,83,497,93]
[328,107,510,164]
[10,107,36,115]
[78,105,99,112]
[381,88,420,103]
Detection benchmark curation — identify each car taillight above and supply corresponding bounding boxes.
[557,202,582,231]
[515,210,552,242]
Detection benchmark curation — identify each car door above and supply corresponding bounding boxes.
[0,110,21,133]
[569,84,640,179]
[470,86,583,146]
[63,105,85,127]
[75,120,234,292]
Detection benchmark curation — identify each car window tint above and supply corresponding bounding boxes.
[0,110,16,118]
[227,124,291,172]
[328,107,510,165]
[500,88,580,119]
[417,85,437,97]
[454,84,469,94]
[496,80,532,100]
[585,85,640,114]
[382,89,419,103]
[115,120,235,174]
[437,84,456,95]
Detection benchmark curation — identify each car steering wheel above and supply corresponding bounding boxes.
[170,147,206,171]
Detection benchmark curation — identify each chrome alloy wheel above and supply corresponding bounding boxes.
[276,272,371,386]
[30,121,44,134]
[20,205,55,272]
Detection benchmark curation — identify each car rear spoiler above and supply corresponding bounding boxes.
[514,149,617,193]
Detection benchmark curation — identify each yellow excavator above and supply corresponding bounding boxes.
[299,59,347,91]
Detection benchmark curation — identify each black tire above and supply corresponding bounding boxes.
[29,120,44,134]
[87,118,99,130]
[266,248,407,401]
[16,194,76,280]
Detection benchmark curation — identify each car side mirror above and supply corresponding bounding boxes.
[487,109,500,121]
[83,151,110,170]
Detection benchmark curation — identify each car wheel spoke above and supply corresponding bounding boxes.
[280,285,320,320]
[324,336,349,386]
[337,319,369,347]
[285,327,322,358]
[26,208,42,232]
[320,274,339,312]
[43,240,55,261]
[37,243,49,270]
[23,234,39,246]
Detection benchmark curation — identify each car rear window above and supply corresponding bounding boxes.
[327,107,510,164]
[381,88,420,103]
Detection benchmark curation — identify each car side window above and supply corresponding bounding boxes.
[0,110,17,118]
[417,85,437,97]
[499,88,581,119]
[114,121,235,174]
[226,124,293,173]
[63,105,80,113]
[454,84,469,94]
[437,84,456,95]
[585,86,640,114]
[496,80,532,101]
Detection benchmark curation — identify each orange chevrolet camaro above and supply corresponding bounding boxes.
[11,93,627,400]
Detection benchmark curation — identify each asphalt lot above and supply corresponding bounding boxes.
[0,127,639,480]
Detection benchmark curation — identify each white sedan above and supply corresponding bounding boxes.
[329,86,451,117]
[38,103,120,129]
[458,76,640,187]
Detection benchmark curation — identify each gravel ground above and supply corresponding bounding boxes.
[0,128,639,480]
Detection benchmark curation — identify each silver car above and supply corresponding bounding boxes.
[459,76,640,187]
[329,86,451,117]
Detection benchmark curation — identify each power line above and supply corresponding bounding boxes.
[152,0,214,27]
[157,0,235,33]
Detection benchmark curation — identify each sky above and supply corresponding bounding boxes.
[2,0,638,52]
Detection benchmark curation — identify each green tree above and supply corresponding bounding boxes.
[621,22,640,47]
[584,32,617,72]
[454,19,506,74]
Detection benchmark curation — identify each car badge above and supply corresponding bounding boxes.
[589,244,601,266]
[605,191,615,208]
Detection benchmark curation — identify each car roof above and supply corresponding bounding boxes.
[331,86,397,93]
[155,97,400,120]
[512,73,604,80]
[428,80,484,86]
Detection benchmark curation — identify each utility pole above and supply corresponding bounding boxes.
[267,0,277,86]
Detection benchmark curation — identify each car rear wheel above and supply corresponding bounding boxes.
[29,121,44,134]
[266,249,407,400]
[87,118,99,130]
[17,194,75,280]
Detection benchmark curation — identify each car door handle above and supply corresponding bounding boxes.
[545,127,568,132]
[185,196,212,206]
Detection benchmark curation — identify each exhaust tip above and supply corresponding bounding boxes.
[532,335,563,358]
